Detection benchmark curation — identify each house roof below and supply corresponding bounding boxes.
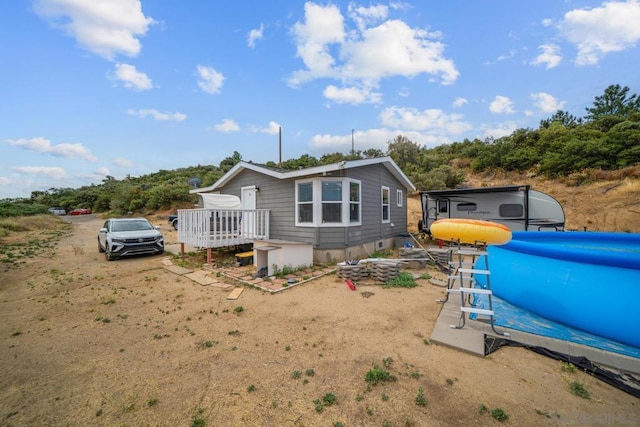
[191,156,416,194]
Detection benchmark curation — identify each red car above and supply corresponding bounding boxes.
[70,208,92,215]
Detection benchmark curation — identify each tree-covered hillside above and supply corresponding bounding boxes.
[3,84,639,218]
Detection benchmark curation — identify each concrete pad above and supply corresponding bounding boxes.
[164,265,193,275]
[185,270,217,286]
[226,287,244,300]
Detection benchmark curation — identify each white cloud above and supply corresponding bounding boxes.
[452,97,468,108]
[541,18,553,27]
[214,119,240,133]
[114,63,153,90]
[489,96,516,114]
[308,127,446,153]
[94,166,111,176]
[113,157,133,167]
[482,121,518,139]
[34,0,155,60]
[247,23,264,48]
[6,137,97,161]
[323,84,382,104]
[289,2,345,85]
[530,92,565,113]
[197,65,224,94]
[11,166,67,180]
[0,176,11,185]
[259,121,282,135]
[348,3,388,32]
[127,108,186,121]
[559,0,640,65]
[288,2,458,103]
[531,44,562,69]
[379,106,471,134]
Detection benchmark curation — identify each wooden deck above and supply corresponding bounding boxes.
[176,208,270,250]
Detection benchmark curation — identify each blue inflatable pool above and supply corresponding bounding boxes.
[478,232,640,348]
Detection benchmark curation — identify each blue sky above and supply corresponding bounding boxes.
[2,0,640,199]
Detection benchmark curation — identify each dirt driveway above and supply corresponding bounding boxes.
[0,215,638,426]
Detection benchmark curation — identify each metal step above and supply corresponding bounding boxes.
[458,268,490,276]
[447,288,493,295]
[460,306,494,316]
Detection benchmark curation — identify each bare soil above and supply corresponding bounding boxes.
[1,178,640,425]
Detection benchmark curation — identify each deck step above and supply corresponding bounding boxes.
[458,268,490,276]
[460,306,494,316]
[456,249,488,256]
[447,288,493,295]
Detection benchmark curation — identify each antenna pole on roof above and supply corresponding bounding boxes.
[278,126,282,167]
[351,129,354,155]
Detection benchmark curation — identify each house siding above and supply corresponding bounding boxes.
[208,162,410,257]
[216,169,316,244]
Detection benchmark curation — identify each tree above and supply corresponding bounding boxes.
[219,151,242,172]
[386,135,422,171]
[585,84,640,121]
[540,110,581,128]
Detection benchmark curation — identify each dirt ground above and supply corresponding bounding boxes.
[1,213,639,426]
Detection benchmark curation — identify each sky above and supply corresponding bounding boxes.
[2,1,640,199]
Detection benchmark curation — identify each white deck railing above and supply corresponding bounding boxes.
[176,209,269,248]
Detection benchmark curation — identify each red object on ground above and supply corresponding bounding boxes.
[438,239,443,248]
[346,279,356,291]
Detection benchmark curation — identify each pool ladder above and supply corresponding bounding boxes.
[445,246,508,336]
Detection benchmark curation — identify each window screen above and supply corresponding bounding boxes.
[499,203,523,217]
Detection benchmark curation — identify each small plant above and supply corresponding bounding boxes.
[204,341,213,348]
[355,394,364,402]
[478,403,489,414]
[561,362,577,373]
[491,408,509,422]
[333,422,344,427]
[247,384,256,393]
[322,393,337,406]
[291,370,302,379]
[446,378,454,385]
[569,381,590,399]
[415,387,427,407]
[313,399,323,413]
[381,392,389,401]
[382,357,393,368]
[11,330,22,337]
[423,338,430,345]
[305,368,315,377]
[285,345,291,351]
[410,371,421,379]
[228,329,240,336]
[365,365,395,385]
[190,415,205,427]
[383,272,418,288]
[147,398,159,407]
[100,296,116,305]
[234,306,244,313]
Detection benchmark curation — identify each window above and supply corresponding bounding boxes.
[438,200,448,213]
[500,203,524,217]
[295,178,361,227]
[297,182,313,223]
[322,181,342,223]
[396,189,403,207]
[456,203,477,212]
[350,181,360,223]
[381,186,390,223]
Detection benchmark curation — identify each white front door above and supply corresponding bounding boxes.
[241,186,257,236]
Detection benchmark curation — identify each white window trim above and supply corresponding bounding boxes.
[396,189,403,207]
[295,178,361,227]
[381,186,390,223]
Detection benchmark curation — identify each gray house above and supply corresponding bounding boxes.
[178,157,415,263]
